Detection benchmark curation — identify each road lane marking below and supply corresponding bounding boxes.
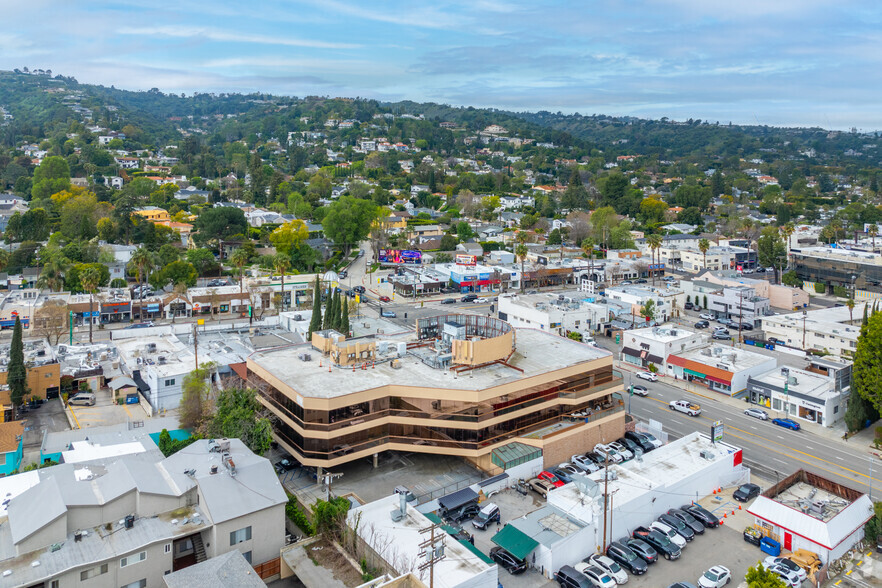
[750,426,757,430]
[836,456,844,461]
[776,435,784,440]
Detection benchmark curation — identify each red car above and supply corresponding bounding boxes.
[379,296,391,302]
[538,470,565,488]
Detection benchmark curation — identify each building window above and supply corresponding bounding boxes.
[165,543,171,553]
[50,581,59,588]
[230,526,252,545]
[80,563,109,580]
[242,551,252,564]
[121,580,147,588]
[834,405,839,413]
[164,378,175,386]
[120,552,146,567]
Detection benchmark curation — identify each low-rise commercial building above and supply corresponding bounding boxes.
[667,344,776,395]
[760,305,865,359]
[706,285,770,328]
[604,285,685,323]
[497,291,611,338]
[620,325,705,370]
[115,336,195,412]
[697,270,809,310]
[433,262,520,293]
[746,364,850,427]
[0,338,60,408]
[681,246,736,273]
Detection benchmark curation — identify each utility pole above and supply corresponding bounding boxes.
[193,322,198,370]
[737,289,744,345]
[319,471,344,502]
[802,310,808,350]
[419,523,445,588]
[602,452,610,552]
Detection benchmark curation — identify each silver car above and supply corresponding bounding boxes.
[744,407,769,420]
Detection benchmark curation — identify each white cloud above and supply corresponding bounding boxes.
[118,25,361,49]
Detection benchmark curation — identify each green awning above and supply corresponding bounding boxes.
[458,539,494,565]
[491,524,539,560]
[684,368,706,379]
[424,512,442,524]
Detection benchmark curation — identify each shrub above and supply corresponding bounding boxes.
[833,285,849,298]
[286,493,315,536]
[814,282,826,294]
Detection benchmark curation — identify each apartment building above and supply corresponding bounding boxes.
[760,305,865,359]
[604,285,685,322]
[680,246,736,273]
[497,292,611,337]
[0,438,286,588]
[247,314,625,471]
[706,285,770,327]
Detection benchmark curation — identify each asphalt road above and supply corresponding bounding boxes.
[625,377,882,498]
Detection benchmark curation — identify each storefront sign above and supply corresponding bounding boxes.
[456,254,477,266]
[711,420,724,443]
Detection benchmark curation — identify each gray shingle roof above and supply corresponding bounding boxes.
[163,549,265,588]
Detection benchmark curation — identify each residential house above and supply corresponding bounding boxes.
[0,421,24,475]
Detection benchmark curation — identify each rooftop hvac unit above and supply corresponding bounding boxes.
[699,450,715,460]
[298,353,312,362]
[146,343,157,353]
[396,342,407,357]
[216,438,231,453]
[124,515,135,529]
[378,341,389,354]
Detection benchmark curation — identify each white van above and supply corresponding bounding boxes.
[68,393,96,406]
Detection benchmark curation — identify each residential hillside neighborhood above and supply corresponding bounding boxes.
[0,70,878,588]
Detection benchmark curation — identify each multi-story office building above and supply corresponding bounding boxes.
[791,246,882,296]
[706,285,770,327]
[0,438,286,588]
[247,314,625,471]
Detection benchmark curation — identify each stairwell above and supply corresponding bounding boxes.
[191,533,207,563]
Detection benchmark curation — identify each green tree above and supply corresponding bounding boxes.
[308,275,322,338]
[547,228,562,245]
[851,308,882,425]
[757,226,788,283]
[340,297,350,335]
[7,317,28,418]
[269,219,309,256]
[204,387,273,455]
[744,563,788,587]
[158,243,180,266]
[561,167,590,209]
[36,253,69,292]
[31,156,70,201]
[639,299,657,323]
[193,207,247,245]
[79,265,101,344]
[185,248,217,276]
[456,221,475,240]
[128,247,154,301]
[311,496,351,540]
[273,254,292,311]
[781,271,803,288]
[322,197,379,256]
[151,260,198,289]
[230,248,250,296]
[515,231,528,293]
[698,238,710,269]
[323,287,335,331]
[646,233,662,286]
[180,363,213,430]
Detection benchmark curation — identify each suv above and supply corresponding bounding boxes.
[68,393,96,406]
[472,502,500,530]
[593,443,624,464]
[490,546,526,574]
[529,478,556,498]
[555,565,593,588]
[572,563,616,588]
[733,483,761,502]
[667,508,705,534]
[632,526,681,560]
[445,502,480,523]
[606,540,647,575]
[461,294,478,303]
[682,504,721,528]
[658,512,695,541]
[669,399,701,416]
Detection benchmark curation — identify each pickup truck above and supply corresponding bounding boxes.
[632,526,681,560]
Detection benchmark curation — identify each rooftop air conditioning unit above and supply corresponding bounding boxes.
[699,450,715,460]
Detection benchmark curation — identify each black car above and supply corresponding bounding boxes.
[684,302,694,310]
[633,526,681,560]
[461,294,478,303]
[555,565,593,588]
[682,504,721,528]
[733,483,761,502]
[274,458,297,472]
[584,451,606,466]
[447,525,472,543]
[441,298,456,304]
[550,467,573,484]
[658,513,695,541]
[490,547,526,574]
[624,431,655,452]
[625,537,658,564]
[446,502,480,523]
[667,583,697,588]
[606,540,647,575]
[694,320,709,329]
[353,286,366,294]
[617,437,640,454]
[667,508,705,535]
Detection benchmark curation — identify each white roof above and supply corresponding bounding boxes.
[62,440,148,463]
[748,494,874,550]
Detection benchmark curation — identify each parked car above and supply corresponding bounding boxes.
[550,467,573,484]
[441,298,456,304]
[632,526,681,560]
[733,483,761,502]
[571,454,601,473]
[606,541,647,575]
[621,281,633,286]
[446,502,480,523]
[767,564,801,588]
[744,407,769,421]
[635,371,658,382]
[684,302,694,310]
[461,294,478,303]
[274,458,297,472]
[490,546,526,574]
[586,554,629,585]
[538,470,566,488]
[381,310,397,318]
[682,504,721,528]
[694,320,709,329]
[629,385,649,396]
[668,584,698,588]
[472,502,500,530]
[573,563,617,588]
[557,462,582,478]
[624,431,655,452]
[699,313,715,320]
[472,297,484,304]
[657,513,695,541]
[353,285,366,293]
[669,399,702,416]
[608,441,634,461]
[630,431,662,449]
[584,451,607,466]
[379,295,392,302]
[616,437,640,454]
[68,393,96,406]
[593,443,624,464]
[338,270,347,279]
[555,565,594,588]
[624,537,658,564]
[762,557,806,583]
[529,478,556,498]
[712,332,731,340]
[667,508,705,534]
[767,337,785,345]
[650,521,687,549]
[717,317,733,326]
[697,565,731,588]
[771,417,800,431]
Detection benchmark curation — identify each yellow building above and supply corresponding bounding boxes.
[247,314,624,471]
[133,207,171,223]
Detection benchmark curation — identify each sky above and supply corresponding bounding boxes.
[2,0,880,129]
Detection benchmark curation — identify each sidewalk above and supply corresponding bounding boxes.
[615,359,880,455]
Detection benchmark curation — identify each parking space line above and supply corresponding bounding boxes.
[68,406,82,429]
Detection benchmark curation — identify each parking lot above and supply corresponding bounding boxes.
[67,387,149,429]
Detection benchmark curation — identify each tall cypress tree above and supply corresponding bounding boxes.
[8,316,29,417]
[322,287,334,331]
[341,296,350,335]
[308,276,322,338]
[332,290,342,331]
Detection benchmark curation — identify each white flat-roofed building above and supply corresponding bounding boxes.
[667,344,777,395]
[604,285,685,323]
[620,324,705,370]
[115,336,195,411]
[761,305,866,360]
[497,291,611,338]
[746,364,850,427]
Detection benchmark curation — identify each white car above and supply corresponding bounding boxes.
[571,454,601,473]
[640,432,663,449]
[768,563,800,588]
[650,521,687,549]
[573,563,617,588]
[699,313,714,320]
[698,565,731,588]
[630,384,649,396]
[669,399,702,416]
[763,557,806,582]
[593,443,624,464]
[558,462,582,477]
[472,297,484,304]
[587,554,628,584]
[635,371,657,382]
[608,441,633,461]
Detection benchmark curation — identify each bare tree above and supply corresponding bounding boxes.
[33,299,69,345]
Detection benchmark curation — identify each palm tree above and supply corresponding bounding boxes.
[646,234,662,286]
[37,255,69,292]
[79,266,101,344]
[846,298,855,323]
[0,249,9,272]
[698,238,710,270]
[230,248,250,297]
[780,222,795,271]
[581,237,595,289]
[515,231,528,293]
[273,253,292,312]
[128,247,154,302]
[869,224,878,250]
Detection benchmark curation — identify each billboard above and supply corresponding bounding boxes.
[379,249,422,265]
[456,253,477,266]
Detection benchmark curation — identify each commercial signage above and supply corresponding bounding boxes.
[456,254,477,266]
[146,304,160,312]
[379,249,422,265]
[711,420,724,443]
[648,264,665,270]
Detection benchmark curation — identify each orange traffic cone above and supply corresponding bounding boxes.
[723,513,727,519]
[738,505,742,510]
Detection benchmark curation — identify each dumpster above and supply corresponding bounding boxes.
[743,526,761,546]
[760,536,781,556]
